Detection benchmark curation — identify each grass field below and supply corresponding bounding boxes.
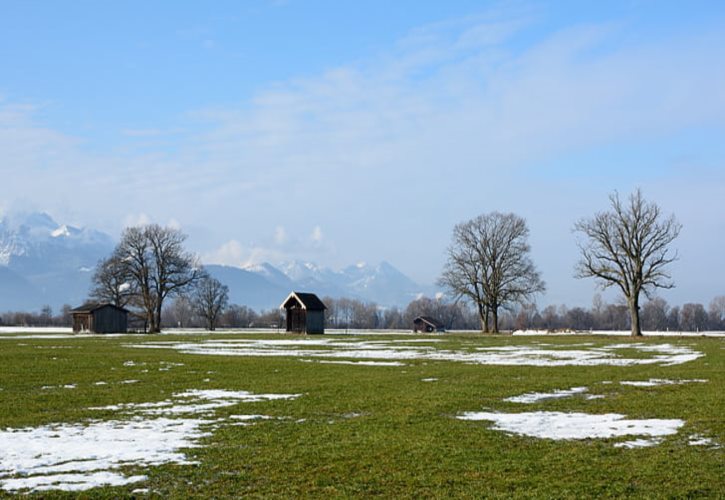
[0,330,722,498]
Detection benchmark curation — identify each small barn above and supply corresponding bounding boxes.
[71,303,128,334]
[280,292,326,334]
[413,316,445,333]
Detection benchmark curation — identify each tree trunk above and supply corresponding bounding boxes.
[478,303,488,333]
[629,296,642,337]
[151,302,163,333]
[491,306,499,333]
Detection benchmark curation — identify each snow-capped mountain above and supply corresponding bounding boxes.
[208,260,429,310]
[0,212,114,311]
[0,212,432,313]
[250,260,429,307]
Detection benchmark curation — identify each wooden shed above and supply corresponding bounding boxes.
[71,302,128,333]
[280,292,326,334]
[413,316,445,333]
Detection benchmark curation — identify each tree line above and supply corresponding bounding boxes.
[0,189,706,336]
[4,293,724,333]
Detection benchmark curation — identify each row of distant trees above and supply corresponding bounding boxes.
[3,293,724,333]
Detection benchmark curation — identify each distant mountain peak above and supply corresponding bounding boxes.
[51,224,71,238]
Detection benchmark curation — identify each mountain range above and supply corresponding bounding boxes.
[0,212,433,313]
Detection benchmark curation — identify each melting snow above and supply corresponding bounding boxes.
[688,434,719,447]
[0,417,207,492]
[132,338,704,367]
[303,359,405,367]
[0,389,300,492]
[457,411,684,442]
[614,438,664,448]
[619,379,708,387]
[504,387,589,403]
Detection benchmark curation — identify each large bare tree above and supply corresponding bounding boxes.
[439,212,545,333]
[574,189,681,336]
[98,224,202,333]
[191,274,229,331]
[89,251,137,308]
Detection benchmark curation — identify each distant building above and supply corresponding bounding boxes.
[413,316,445,333]
[280,292,326,334]
[71,303,128,334]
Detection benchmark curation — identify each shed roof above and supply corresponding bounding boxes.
[71,302,129,314]
[280,291,327,311]
[414,316,444,328]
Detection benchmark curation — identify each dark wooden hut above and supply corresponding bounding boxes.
[280,292,326,334]
[71,303,128,333]
[413,316,445,333]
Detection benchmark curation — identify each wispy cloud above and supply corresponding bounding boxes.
[1,5,723,303]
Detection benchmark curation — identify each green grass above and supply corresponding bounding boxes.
[0,332,723,498]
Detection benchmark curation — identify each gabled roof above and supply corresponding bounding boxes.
[71,302,129,314]
[279,291,327,311]
[413,316,444,328]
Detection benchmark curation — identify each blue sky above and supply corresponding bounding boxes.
[1,0,724,307]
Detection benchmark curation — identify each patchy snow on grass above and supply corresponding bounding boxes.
[1,389,301,493]
[0,417,208,492]
[301,359,406,367]
[457,411,684,442]
[613,438,664,448]
[90,389,300,416]
[421,378,438,382]
[512,329,725,338]
[688,434,719,447]
[619,378,708,387]
[131,338,703,367]
[504,387,589,404]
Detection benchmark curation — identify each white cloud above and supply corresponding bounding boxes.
[310,226,323,244]
[203,240,286,268]
[1,7,724,304]
[274,226,287,245]
[122,213,153,228]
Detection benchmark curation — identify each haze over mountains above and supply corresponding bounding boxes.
[0,213,433,312]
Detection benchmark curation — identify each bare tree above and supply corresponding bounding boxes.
[192,274,229,331]
[165,295,194,328]
[708,296,725,330]
[439,212,545,333]
[574,189,681,336]
[640,297,670,331]
[90,252,137,307]
[679,303,708,332]
[105,224,201,333]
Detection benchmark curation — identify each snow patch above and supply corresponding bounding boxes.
[619,379,708,387]
[132,339,704,367]
[306,359,405,367]
[688,434,719,447]
[50,225,70,238]
[457,411,684,441]
[0,389,301,492]
[613,438,664,448]
[0,417,206,492]
[504,387,589,403]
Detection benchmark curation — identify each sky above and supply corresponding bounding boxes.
[1,0,724,308]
